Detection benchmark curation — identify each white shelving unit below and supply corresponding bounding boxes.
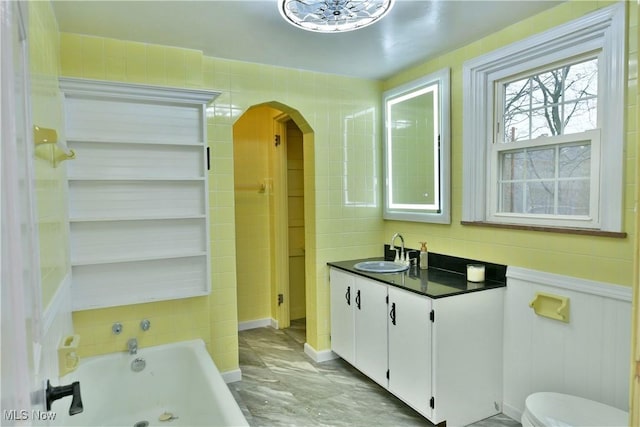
[60,78,219,310]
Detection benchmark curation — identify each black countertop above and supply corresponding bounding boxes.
[328,257,506,299]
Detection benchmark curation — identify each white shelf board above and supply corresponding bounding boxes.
[69,214,206,222]
[67,137,205,147]
[71,251,207,266]
[67,176,205,182]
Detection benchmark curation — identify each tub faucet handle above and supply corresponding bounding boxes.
[128,338,138,355]
[46,380,83,416]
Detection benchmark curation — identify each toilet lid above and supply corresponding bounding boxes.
[525,392,628,427]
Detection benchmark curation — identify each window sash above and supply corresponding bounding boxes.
[488,130,601,228]
[494,53,600,145]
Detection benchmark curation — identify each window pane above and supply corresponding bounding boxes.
[530,106,556,138]
[501,151,526,180]
[504,112,529,142]
[504,77,529,113]
[501,56,598,142]
[558,179,590,215]
[559,144,590,178]
[500,182,524,213]
[531,70,558,108]
[563,99,597,134]
[564,58,598,102]
[527,148,555,179]
[526,181,555,214]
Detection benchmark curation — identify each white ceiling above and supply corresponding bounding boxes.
[51,0,563,81]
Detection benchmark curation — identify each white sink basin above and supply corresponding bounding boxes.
[354,260,409,273]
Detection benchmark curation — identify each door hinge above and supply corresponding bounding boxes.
[275,134,281,147]
[386,295,389,304]
[278,293,284,305]
[430,310,435,322]
[430,396,435,409]
[206,147,210,170]
[386,369,389,380]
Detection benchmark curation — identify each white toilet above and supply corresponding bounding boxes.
[521,392,629,427]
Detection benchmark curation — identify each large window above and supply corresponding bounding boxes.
[462,3,624,232]
[492,56,600,226]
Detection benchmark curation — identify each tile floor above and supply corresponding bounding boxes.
[227,319,521,427]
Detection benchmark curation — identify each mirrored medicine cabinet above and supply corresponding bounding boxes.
[383,68,450,224]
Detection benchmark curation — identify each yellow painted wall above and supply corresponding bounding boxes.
[59,31,383,366]
[233,106,280,323]
[382,0,637,288]
[29,1,69,310]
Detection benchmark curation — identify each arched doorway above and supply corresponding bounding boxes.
[233,102,314,341]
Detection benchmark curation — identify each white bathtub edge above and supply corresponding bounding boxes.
[304,343,338,363]
[221,368,242,384]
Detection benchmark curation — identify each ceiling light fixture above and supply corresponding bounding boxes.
[278,0,395,33]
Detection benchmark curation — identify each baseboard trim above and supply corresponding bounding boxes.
[303,343,338,363]
[502,402,522,423]
[238,318,273,331]
[221,368,242,384]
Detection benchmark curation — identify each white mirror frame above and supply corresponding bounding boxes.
[383,67,450,224]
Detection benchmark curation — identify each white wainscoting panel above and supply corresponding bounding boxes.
[503,266,632,421]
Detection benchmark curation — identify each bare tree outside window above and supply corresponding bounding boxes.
[498,57,598,216]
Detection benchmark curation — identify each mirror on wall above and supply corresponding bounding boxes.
[383,68,450,223]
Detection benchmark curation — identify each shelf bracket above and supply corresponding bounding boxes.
[34,125,76,167]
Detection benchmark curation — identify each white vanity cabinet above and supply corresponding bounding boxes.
[329,268,388,387]
[387,286,433,419]
[329,266,504,427]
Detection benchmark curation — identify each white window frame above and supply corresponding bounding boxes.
[462,3,625,231]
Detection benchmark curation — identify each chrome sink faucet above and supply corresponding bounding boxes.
[390,233,405,262]
[127,338,138,355]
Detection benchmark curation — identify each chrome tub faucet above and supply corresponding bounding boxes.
[127,338,138,355]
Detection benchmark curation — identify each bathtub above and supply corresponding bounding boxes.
[52,339,248,427]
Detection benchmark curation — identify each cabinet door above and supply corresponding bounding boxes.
[388,286,432,418]
[354,277,388,388]
[329,269,355,364]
